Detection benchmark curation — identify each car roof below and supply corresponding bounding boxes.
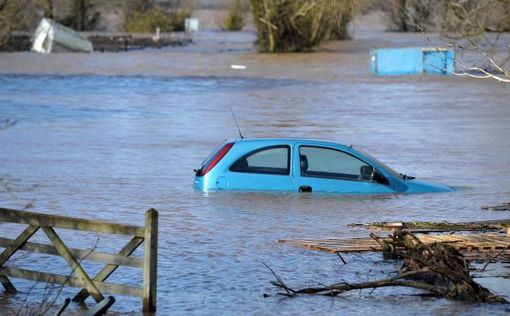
[231,137,352,148]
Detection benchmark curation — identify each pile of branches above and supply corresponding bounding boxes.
[249,0,353,52]
[269,231,507,303]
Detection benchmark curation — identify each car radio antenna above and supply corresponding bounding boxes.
[229,106,244,139]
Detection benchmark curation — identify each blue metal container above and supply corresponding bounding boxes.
[370,47,455,76]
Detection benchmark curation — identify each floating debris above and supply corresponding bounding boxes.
[348,219,509,232]
[282,217,510,263]
[272,231,507,303]
[88,33,191,52]
[482,203,510,211]
[185,18,200,32]
[280,233,510,262]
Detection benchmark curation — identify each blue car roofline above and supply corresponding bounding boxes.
[232,137,351,146]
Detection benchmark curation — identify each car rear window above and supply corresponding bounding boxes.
[196,142,234,176]
[230,145,290,175]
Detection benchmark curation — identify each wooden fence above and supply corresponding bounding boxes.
[0,207,158,312]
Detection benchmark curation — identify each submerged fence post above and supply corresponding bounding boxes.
[143,208,158,312]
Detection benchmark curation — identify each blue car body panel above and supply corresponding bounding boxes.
[194,138,454,194]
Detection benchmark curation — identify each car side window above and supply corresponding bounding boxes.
[230,146,290,175]
[299,146,371,181]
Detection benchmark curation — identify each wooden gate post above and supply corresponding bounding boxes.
[143,208,158,312]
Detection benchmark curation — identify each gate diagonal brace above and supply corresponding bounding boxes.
[73,236,144,302]
[42,226,104,302]
[0,225,39,293]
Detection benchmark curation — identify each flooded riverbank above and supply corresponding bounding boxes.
[1,14,510,315]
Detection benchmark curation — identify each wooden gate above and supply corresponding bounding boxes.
[0,207,158,312]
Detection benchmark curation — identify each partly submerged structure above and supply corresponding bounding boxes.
[370,47,455,76]
[31,18,93,53]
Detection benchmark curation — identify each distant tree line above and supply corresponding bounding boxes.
[384,0,510,35]
[0,0,105,34]
[2,0,510,54]
[0,0,193,39]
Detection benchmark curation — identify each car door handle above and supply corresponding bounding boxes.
[299,185,312,193]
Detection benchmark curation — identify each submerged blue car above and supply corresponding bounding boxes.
[194,138,453,194]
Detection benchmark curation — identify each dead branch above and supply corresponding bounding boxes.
[274,270,443,296]
[465,36,510,76]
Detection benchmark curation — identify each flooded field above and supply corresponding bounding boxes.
[1,24,510,314]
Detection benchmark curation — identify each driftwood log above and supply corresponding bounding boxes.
[269,231,507,303]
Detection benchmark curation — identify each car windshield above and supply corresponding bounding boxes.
[353,146,404,179]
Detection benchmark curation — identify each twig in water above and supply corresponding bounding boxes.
[480,248,507,272]
[0,118,17,130]
[336,252,347,264]
[263,262,296,297]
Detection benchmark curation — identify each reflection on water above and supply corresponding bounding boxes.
[1,73,510,314]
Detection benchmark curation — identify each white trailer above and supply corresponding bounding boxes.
[31,18,93,53]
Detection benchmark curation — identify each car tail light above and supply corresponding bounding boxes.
[196,142,234,176]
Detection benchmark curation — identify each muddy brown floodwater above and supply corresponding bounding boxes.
[1,13,510,315]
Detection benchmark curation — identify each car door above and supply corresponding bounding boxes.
[293,144,395,194]
[226,145,294,191]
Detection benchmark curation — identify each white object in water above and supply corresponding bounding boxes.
[31,18,93,53]
[152,27,161,42]
[185,18,199,32]
[231,65,247,70]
